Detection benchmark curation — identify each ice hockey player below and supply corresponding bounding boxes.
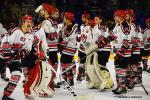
[86,15,113,90]
[0,15,35,100]
[124,9,143,89]
[76,13,93,82]
[60,12,78,87]
[0,23,9,82]
[111,10,132,94]
[35,3,60,90]
[22,12,54,98]
[142,18,150,73]
[93,14,111,69]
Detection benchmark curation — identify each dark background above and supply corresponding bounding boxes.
[0,0,150,29]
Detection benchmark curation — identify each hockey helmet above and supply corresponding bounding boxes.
[64,12,75,22]
[124,9,134,15]
[114,10,125,18]
[22,15,33,21]
[35,3,55,15]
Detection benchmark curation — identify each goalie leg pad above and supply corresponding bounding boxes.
[86,54,101,89]
[93,53,113,89]
[38,61,54,96]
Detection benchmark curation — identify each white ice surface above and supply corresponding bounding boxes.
[0,60,150,100]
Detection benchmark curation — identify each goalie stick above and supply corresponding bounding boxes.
[44,59,93,100]
[45,59,77,97]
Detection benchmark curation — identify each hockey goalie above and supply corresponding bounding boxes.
[22,14,54,99]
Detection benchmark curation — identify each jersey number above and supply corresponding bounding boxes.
[20,37,26,42]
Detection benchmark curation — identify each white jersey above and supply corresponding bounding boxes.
[93,24,111,51]
[130,23,143,54]
[143,28,150,50]
[32,26,48,55]
[42,18,58,52]
[61,24,78,56]
[113,23,132,57]
[57,23,64,34]
[78,24,93,52]
[1,27,34,52]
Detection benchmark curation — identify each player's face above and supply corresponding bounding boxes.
[40,9,49,18]
[23,20,33,32]
[44,10,49,18]
[82,17,86,23]
[52,12,59,19]
[63,17,67,24]
[94,17,102,25]
[114,15,120,23]
[125,14,130,20]
[39,9,45,17]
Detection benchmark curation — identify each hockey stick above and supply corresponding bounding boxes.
[45,59,93,100]
[45,59,77,97]
[129,65,149,95]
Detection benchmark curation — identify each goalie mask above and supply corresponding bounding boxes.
[35,3,55,18]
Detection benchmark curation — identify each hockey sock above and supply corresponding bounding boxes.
[4,72,21,97]
[116,68,126,88]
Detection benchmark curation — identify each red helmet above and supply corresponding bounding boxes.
[42,3,55,14]
[64,12,75,22]
[114,10,125,18]
[124,9,134,15]
[82,13,90,20]
[22,15,33,21]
